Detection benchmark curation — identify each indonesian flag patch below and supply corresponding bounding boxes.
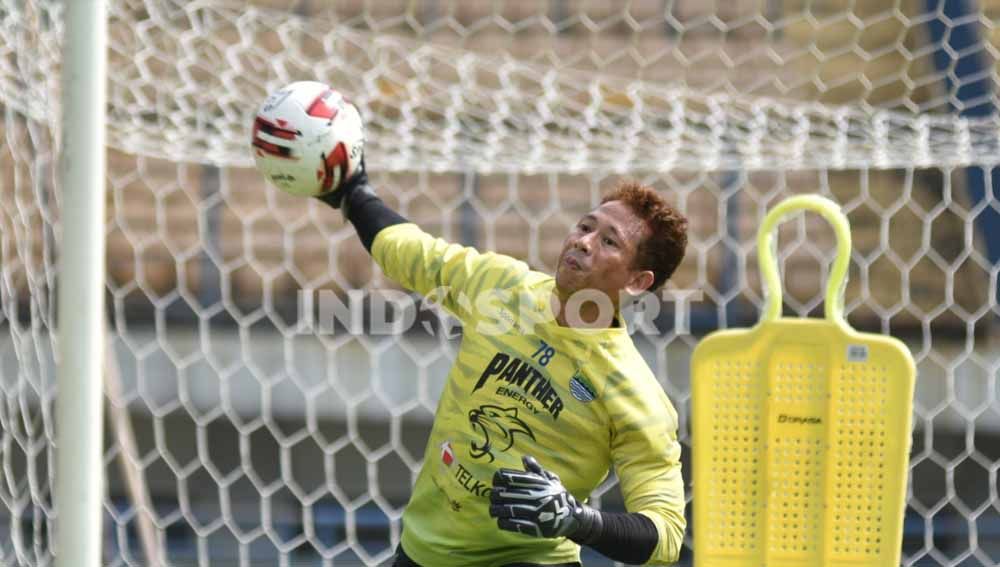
[440,441,454,467]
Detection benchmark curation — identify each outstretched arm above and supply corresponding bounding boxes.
[315,163,532,322]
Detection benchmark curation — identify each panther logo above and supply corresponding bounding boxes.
[468,405,535,462]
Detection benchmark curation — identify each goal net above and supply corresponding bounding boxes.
[0,0,997,565]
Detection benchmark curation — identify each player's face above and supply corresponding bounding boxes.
[555,200,652,302]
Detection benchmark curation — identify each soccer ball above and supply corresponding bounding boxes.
[251,81,364,197]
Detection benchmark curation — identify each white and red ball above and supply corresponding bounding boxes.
[251,81,364,197]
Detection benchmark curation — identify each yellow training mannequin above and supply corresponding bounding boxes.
[692,195,915,566]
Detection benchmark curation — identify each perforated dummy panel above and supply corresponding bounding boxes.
[766,353,827,561]
[692,320,914,567]
[827,359,896,559]
[703,358,764,553]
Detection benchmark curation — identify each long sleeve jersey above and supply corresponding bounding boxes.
[373,223,686,566]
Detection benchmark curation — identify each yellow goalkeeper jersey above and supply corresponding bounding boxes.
[373,224,686,566]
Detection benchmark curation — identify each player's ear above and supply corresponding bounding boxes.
[624,269,654,296]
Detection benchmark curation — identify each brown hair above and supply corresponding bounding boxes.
[601,180,688,291]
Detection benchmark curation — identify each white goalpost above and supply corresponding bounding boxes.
[55,2,107,566]
[0,1,999,566]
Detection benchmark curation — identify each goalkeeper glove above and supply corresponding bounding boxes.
[489,455,603,543]
[317,156,371,213]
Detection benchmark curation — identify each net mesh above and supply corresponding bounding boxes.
[0,0,999,565]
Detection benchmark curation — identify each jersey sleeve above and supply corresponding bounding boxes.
[371,223,532,322]
[605,373,687,565]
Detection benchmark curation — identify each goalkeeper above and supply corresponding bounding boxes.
[319,158,687,566]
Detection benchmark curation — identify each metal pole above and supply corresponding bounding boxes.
[924,0,1000,308]
[56,1,107,566]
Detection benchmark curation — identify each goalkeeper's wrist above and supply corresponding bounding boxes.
[339,181,374,218]
[567,504,604,545]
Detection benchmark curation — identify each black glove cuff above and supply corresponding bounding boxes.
[339,182,373,217]
[316,184,345,209]
[568,504,604,545]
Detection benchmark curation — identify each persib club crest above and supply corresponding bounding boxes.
[568,371,596,402]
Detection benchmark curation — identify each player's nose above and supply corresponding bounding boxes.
[575,232,594,253]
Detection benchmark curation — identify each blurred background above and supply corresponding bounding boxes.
[0,0,998,565]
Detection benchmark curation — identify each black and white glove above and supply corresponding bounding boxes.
[317,157,371,213]
[489,455,603,543]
